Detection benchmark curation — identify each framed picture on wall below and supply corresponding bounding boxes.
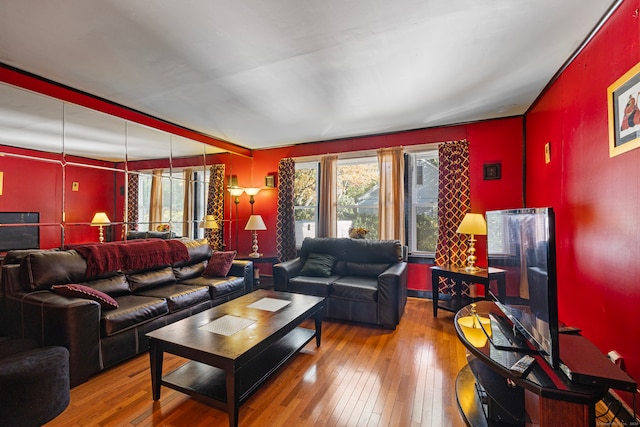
[608,61,640,157]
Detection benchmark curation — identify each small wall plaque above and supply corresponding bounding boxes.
[483,163,501,180]
[265,175,276,188]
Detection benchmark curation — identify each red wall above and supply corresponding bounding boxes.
[244,117,524,284]
[526,0,640,401]
[0,145,118,248]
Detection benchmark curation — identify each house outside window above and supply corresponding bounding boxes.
[294,161,319,245]
[407,150,439,254]
[336,157,379,238]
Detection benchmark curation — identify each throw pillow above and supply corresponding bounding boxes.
[51,284,119,310]
[203,251,237,277]
[299,253,337,277]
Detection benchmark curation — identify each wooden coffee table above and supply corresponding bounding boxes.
[146,290,324,427]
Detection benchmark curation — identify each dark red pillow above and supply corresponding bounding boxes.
[51,284,119,310]
[203,251,237,277]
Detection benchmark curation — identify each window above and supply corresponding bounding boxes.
[137,169,208,237]
[336,157,379,238]
[294,162,319,245]
[407,151,439,254]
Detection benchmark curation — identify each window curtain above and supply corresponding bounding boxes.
[435,140,471,293]
[318,155,337,237]
[149,169,163,230]
[182,168,194,238]
[378,147,405,242]
[276,158,297,262]
[206,164,225,250]
[125,173,139,235]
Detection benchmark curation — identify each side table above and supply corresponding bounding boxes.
[235,254,279,289]
[430,265,506,317]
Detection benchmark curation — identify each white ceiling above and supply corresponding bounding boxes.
[0,0,619,151]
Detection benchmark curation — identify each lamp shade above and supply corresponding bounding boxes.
[456,213,486,236]
[244,214,267,231]
[91,212,111,225]
[228,187,245,197]
[201,215,218,229]
[244,187,261,196]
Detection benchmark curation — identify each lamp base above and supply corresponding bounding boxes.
[464,265,481,273]
[248,231,261,258]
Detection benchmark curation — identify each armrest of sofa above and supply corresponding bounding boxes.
[273,258,304,291]
[377,262,408,329]
[229,260,253,293]
[5,289,101,387]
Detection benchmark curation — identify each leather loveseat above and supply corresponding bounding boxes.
[1,238,253,387]
[273,237,407,329]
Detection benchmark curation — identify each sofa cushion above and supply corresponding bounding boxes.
[345,239,403,263]
[20,250,87,291]
[52,284,119,310]
[300,237,349,260]
[331,276,378,302]
[101,295,169,336]
[289,275,338,297]
[127,266,176,292]
[181,275,245,299]
[203,251,236,277]
[299,253,337,277]
[173,239,212,267]
[135,283,210,313]
[336,261,389,277]
[173,261,206,281]
[81,273,130,296]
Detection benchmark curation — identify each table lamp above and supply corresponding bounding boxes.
[244,214,266,258]
[456,213,486,272]
[91,212,111,243]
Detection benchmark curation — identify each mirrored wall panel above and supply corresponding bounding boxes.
[0,82,231,250]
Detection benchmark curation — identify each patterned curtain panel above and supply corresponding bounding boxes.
[377,147,405,242]
[435,140,471,294]
[276,158,297,262]
[123,172,139,239]
[206,164,225,250]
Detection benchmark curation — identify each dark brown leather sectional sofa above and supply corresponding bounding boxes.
[1,238,253,387]
[273,237,407,329]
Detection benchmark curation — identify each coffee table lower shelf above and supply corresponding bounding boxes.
[161,326,315,408]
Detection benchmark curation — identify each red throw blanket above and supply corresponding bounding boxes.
[71,239,190,278]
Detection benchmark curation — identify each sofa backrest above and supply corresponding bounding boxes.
[299,238,349,261]
[11,238,211,292]
[299,237,403,265]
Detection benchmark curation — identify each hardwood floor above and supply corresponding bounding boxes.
[45,297,470,427]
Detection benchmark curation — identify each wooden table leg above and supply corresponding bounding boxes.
[432,272,439,317]
[149,340,163,401]
[226,368,239,427]
[314,309,323,347]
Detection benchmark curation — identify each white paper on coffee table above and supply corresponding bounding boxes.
[199,315,256,336]
[247,298,291,312]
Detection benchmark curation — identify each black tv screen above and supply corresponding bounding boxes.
[0,212,40,251]
[486,207,559,369]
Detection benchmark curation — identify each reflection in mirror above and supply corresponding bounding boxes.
[0,151,64,249]
[0,83,64,155]
[126,123,171,164]
[63,162,122,244]
[63,103,126,162]
[0,81,232,252]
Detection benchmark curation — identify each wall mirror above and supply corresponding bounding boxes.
[0,82,231,250]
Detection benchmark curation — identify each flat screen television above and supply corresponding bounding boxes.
[485,207,560,369]
[0,212,40,252]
